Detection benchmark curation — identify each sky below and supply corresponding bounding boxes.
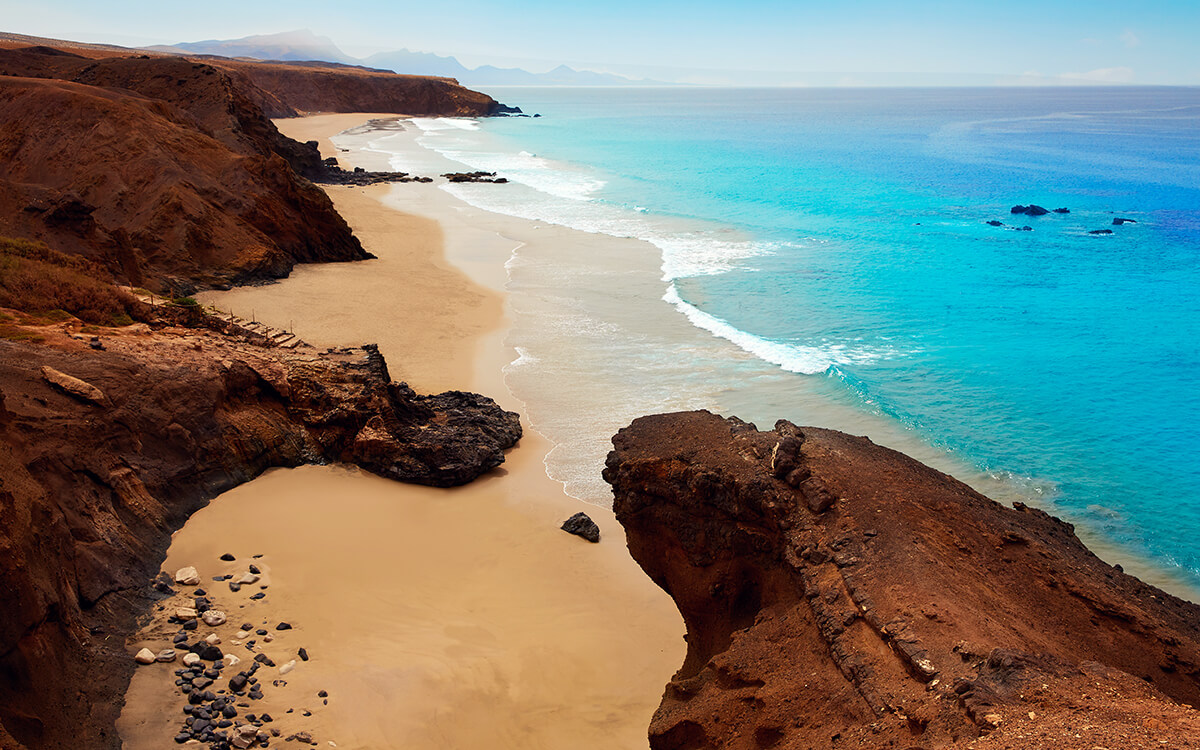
[3,0,1199,85]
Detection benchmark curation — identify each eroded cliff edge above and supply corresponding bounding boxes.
[0,313,520,750]
[605,411,1200,749]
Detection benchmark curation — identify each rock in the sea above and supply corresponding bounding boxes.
[1053,207,1071,213]
[155,648,177,663]
[560,512,601,543]
[1090,229,1115,235]
[134,648,157,664]
[202,610,227,627]
[1113,217,1137,225]
[175,567,201,586]
[1010,204,1048,216]
[985,220,1003,226]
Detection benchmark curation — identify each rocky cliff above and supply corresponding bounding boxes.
[0,310,520,750]
[605,411,1200,749]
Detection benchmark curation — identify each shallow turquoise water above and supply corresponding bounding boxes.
[413,86,1200,588]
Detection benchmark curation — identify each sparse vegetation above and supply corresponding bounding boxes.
[170,296,200,307]
[0,236,136,326]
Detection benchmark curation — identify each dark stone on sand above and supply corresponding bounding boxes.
[277,622,293,630]
[249,564,261,575]
[218,720,233,728]
[193,588,206,596]
[256,629,267,635]
[197,644,223,661]
[229,674,248,692]
[298,648,309,662]
[154,581,176,595]
[183,618,198,630]
[986,220,1003,227]
[250,592,265,600]
[242,622,253,630]
[174,633,188,643]
[229,581,242,592]
[211,576,225,582]
[254,654,276,667]
[318,690,328,698]
[1113,217,1137,225]
[220,553,235,561]
[261,713,273,722]
[188,691,206,705]
[1090,229,1114,235]
[561,512,601,543]
[175,733,191,744]
[192,677,212,690]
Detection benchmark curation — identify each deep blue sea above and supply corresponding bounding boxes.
[410,87,1200,592]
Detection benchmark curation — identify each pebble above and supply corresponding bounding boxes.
[220,553,236,561]
[279,660,297,675]
[298,648,309,662]
[204,633,221,646]
[174,566,201,586]
[201,610,228,626]
[182,619,198,631]
[175,607,199,621]
[234,630,250,640]
[173,633,189,644]
[256,629,268,636]
[317,690,328,698]
[249,592,266,600]
[224,654,241,668]
[241,622,253,630]
[156,649,177,663]
[249,564,261,575]
[276,622,293,631]
[135,648,157,664]
[237,573,260,585]
[228,582,242,592]
[183,653,201,667]
[264,633,274,643]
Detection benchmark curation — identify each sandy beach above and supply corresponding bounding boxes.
[116,113,685,750]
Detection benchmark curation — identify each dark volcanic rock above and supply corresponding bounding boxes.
[604,411,1200,750]
[1053,207,1071,213]
[560,512,601,543]
[1010,204,1049,216]
[1113,217,1138,225]
[985,220,1003,227]
[441,171,509,184]
[1090,229,1115,235]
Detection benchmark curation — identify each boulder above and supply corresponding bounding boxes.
[561,512,601,543]
[175,567,201,586]
[39,366,108,407]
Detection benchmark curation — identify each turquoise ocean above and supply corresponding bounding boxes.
[399,87,1200,592]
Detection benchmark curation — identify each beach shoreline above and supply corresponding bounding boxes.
[114,113,686,750]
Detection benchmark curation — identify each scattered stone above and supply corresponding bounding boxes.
[156,648,178,663]
[241,623,253,630]
[175,607,199,621]
[135,648,157,664]
[256,629,268,636]
[220,553,236,561]
[235,630,250,639]
[254,654,276,667]
[204,633,222,645]
[276,622,293,631]
[249,564,261,575]
[224,654,242,668]
[317,690,328,698]
[40,365,109,406]
[280,660,297,675]
[197,644,224,661]
[561,512,601,543]
[202,610,228,627]
[298,648,309,662]
[260,713,273,722]
[229,581,242,592]
[250,592,266,601]
[175,567,201,586]
[182,619,199,631]
[238,573,260,585]
[193,588,207,597]
[183,652,202,667]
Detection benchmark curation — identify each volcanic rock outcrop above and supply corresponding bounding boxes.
[605,411,1200,749]
[0,313,520,749]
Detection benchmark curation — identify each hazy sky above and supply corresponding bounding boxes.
[5,0,1200,84]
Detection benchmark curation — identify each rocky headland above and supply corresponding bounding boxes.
[0,304,520,750]
[605,411,1200,749]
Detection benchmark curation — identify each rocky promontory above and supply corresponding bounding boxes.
[605,411,1200,749]
[0,309,520,749]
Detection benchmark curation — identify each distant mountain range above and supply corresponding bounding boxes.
[148,30,664,87]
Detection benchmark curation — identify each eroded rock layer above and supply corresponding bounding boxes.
[0,316,520,749]
[605,411,1200,749]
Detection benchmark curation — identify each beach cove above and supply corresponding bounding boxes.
[115,113,685,750]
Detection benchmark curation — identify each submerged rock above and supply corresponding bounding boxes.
[560,512,601,543]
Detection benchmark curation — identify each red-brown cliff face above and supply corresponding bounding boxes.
[0,311,520,750]
[206,58,506,118]
[0,46,367,294]
[605,411,1200,750]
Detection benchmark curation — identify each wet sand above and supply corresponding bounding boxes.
[116,114,685,750]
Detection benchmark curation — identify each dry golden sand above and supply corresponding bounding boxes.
[116,114,685,750]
